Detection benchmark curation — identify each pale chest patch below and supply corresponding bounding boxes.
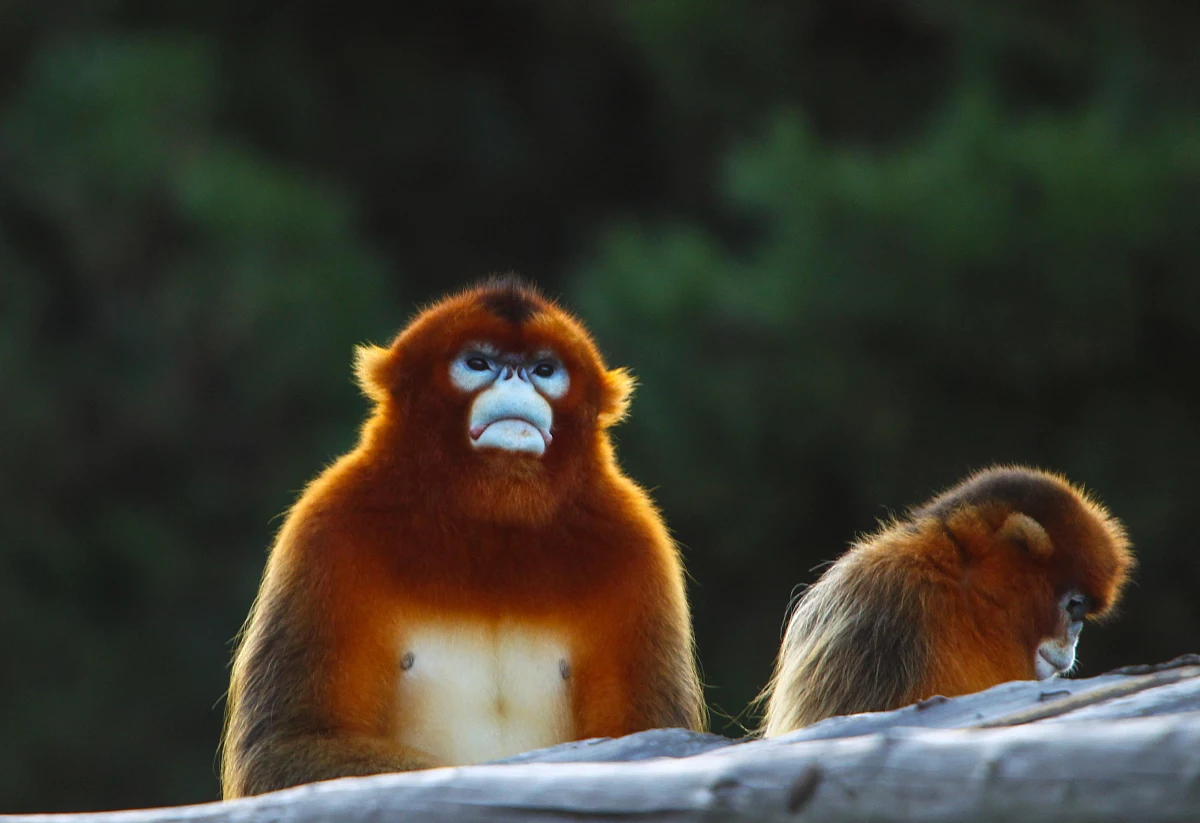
[394,622,573,766]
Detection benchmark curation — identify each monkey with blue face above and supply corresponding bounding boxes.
[221,277,705,798]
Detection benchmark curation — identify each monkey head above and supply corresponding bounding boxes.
[918,466,1134,682]
[352,276,633,525]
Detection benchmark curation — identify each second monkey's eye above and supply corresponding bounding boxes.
[1065,594,1091,623]
[466,356,491,372]
[532,362,556,378]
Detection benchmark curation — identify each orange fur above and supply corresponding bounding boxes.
[221,277,703,798]
[760,465,1133,736]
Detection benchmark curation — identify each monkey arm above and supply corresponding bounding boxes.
[222,557,439,798]
[571,480,706,736]
[223,616,441,799]
[226,733,437,798]
[570,574,706,738]
[625,600,707,733]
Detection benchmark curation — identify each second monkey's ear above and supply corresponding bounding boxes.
[598,367,635,428]
[354,344,394,404]
[998,512,1054,560]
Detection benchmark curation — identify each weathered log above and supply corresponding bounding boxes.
[5,661,1198,823]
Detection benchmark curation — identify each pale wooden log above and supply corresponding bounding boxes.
[5,712,1200,823]
[6,661,1198,823]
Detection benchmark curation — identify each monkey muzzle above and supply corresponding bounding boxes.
[468,367,554,456]
[1034,620,1082,680]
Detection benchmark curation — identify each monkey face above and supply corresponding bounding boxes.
[449,343,570,457]
[352,278,634,524]
[1033,589,1090,679]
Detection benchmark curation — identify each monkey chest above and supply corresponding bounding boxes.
[393,623,573,766]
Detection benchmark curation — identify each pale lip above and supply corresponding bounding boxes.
[1035,645,1074,680]
[470,417,553,448]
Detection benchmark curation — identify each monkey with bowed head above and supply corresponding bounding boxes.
[221,277,704,798]
[761,465,1134,736]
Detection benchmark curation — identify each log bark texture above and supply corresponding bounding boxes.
[5,658,1199,823]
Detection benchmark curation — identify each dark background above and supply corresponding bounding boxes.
[2,0,1198,812]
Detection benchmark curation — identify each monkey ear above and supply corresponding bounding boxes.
[354,344,393,403]
[998,513,1054,560]
[598,367,635,428]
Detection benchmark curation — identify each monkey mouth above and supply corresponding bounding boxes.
[1035,645,1075,680]
[470,417,553,444]
[468,390,554,457]
[470,417,553,455]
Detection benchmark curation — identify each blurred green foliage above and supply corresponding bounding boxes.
[1,0,1198,813]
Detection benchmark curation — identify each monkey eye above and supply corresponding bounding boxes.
[465,356,491,372]
[1065,594,1091,623]
[526,356,569,399]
